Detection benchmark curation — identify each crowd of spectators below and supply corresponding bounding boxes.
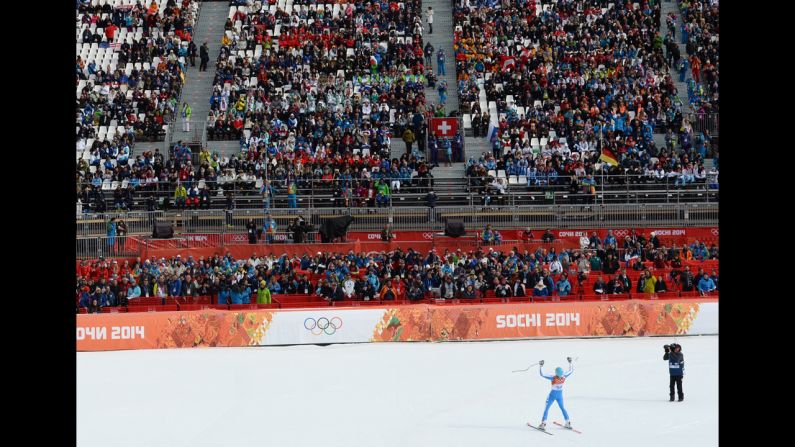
[207,1,431,157]
[76,0,199,151]
[76,230,718,311]
[76,139,436,213]
[76,0,443,214]
[75,0,718,216]
[676,0,718,114]
[453,0,718,198]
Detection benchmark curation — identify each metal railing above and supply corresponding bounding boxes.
[75,174,717,191]
[76,211,164,236]
[76,235,141,259]
[76,203,718,238]
[164,119,207,152]
[685,112,719,136]
[75,173,719,214]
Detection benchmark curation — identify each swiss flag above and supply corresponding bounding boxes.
[430,118,458,137]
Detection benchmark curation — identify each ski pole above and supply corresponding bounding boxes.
[512,362,539,373]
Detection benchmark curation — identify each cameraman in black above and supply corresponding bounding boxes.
[246,219,258,244]
[663,343,685,401]
[290,216,308,243]
[381,224,394,242]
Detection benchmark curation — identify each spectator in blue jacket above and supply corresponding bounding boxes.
[127,280,141,300]
[697,274,716,295]
[367,270,380,291]
[268,276,282,294]
[106,218,117,254]
[240,281,252,304]
[692,242,709,260]
[443,138,453,166]
[556,273,571,297]
[482,225,494,244]
[217,277,231,305]
[80,287,94,308]
[230,283,243,304]
[95,286,108,307]
[532,280,549,297]
[604,230,617,247]
[168,276,182,296]
[428,134,438,166]
[89,287,103,309]
[437,80,448,105]
[542,271,556,293]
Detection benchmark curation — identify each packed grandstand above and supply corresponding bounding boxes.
[75,0,718,313]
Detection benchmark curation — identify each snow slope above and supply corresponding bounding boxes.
[77,335,718,447]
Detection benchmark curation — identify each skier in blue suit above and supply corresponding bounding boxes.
[532,358,574,430]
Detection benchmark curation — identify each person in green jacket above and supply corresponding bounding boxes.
[376,180,391,207]
[257,280,271,304]
[182,102,192,131]
[588,253,603,271]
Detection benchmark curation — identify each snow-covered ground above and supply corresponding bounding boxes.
[77,335,718,447]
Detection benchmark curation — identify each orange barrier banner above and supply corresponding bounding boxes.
[76,300,718,351]
[75,310,275,351]
[372,300,717,342]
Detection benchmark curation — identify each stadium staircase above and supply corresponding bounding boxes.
[169,1,229,148]
[423,0,459,116]
[661,0,692,110]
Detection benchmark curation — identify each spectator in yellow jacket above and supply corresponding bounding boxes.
[174,184,187,209]
[642,271,657,294]
[199,147,211,165]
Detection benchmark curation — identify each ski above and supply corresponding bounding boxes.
[553,421,582,434]
[526,423,554,435]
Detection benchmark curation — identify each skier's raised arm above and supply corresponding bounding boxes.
[539,360,553,380]
[564,357,574,377]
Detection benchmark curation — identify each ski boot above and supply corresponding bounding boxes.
[678,395,684,402]
[538,422,546,430]
[669,395,675,402]
[565,421,572,429]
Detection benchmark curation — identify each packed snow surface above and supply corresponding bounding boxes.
[77,335,718,446]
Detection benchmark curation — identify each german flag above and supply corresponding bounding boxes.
[599,148,619,166]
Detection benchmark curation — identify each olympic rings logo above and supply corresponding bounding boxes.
[710,228,719,236]
[614,230,628,237]
[304,316,343,335]
[422,233,434,240]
